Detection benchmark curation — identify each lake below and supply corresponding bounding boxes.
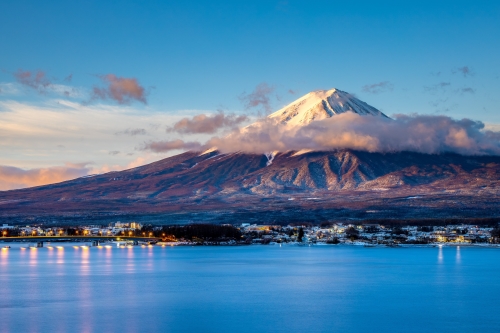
[0,244,499,333]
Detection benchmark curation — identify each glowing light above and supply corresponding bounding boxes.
[57,246,64,249]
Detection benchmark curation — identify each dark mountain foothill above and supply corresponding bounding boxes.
[1,149,500,224]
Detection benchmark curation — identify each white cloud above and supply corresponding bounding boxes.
[0,99,207,172]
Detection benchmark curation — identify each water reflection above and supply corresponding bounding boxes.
[438,245,444,263]
[29,247,38,267]
[0,247,8,269]
[126,246,135,273]
[455,246,461,264]
[79,247,92,333]
[81,247,90,275]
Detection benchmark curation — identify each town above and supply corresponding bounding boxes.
[1,221,500,247]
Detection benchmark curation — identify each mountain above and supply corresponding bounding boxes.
[1,89,500,224]
[267,88,388,126]
[1,149,500,223]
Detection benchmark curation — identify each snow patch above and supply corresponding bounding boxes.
[265,151,278,166]
[291,149,313,157]
[199,147,218,156]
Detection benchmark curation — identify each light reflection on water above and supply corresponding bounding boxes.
[0,245,499,333]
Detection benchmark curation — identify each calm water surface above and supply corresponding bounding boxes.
[0,244,499,333]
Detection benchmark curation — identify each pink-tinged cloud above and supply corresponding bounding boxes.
[204,113,500,156]
[0,163,91,191]
[140,139,202,153]
[13,69,52,93]
[168,112,248,134]
[91,74,147,104]
[239,83,275,113]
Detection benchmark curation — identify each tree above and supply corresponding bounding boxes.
[297,228,304,242]
[491,227,500,243]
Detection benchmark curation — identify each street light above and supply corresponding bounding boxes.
[2,231,6,237]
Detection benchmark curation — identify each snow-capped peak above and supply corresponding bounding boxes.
[268,88,388,126]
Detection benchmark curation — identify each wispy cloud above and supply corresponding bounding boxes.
[63,74,73,83]
[167,111,248,134]
[239,82,275,114]
[0,83,20,95]
[453,66,474,77]
[140,139,202,153]
[423,82,451,94]
[362,81,394,94]
[13,69,52,93]
[90,74,148,105]
[115,128,148,136]
[457,87,476,94]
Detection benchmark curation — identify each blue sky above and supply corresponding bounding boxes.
[0,0,499,189]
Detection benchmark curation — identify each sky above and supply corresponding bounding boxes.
[1,0,499,190]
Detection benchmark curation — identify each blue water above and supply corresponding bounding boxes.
[0,244,499,333]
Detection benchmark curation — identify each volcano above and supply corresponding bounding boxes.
[268,88,388,126]
[1,89,500,224]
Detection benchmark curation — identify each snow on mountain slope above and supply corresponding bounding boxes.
[268,88,388,126]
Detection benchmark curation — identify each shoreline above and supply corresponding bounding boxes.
[2,240,500,249]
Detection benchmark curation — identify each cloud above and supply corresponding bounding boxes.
[204,113,500,156]
[288,89,297,95]
[424,82,451,94]
[115,128,148,136]
[108,151,120,155]
[457,87,475,94]
[140,139,202,153]
[0,163,91,191]
[453,66,474,77]
[90,74,147,105]
[13,69,52,93]
[239,83,275,113]
[0,83,19,95]
[362,81,394,94]
[9,69,83,97]
[64,74,73,83]
[167,111,248,134]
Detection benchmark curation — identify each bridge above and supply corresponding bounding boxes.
[1,236,159,241]
[1,236,161,247]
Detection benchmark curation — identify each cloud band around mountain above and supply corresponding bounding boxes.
[143,113,500,156]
